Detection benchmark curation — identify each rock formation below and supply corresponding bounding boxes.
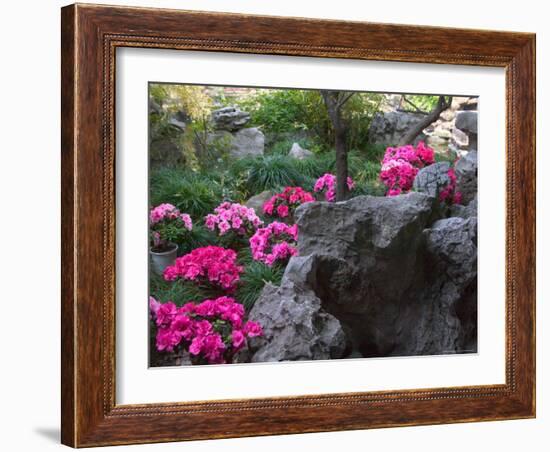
[248,281,347,362]
[248,190,478,361]
[288,142,314,160]
[211,106,251,131]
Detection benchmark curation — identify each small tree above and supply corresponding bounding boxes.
[320,90,355,201]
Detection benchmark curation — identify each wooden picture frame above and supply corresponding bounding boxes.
[61,3,536,447]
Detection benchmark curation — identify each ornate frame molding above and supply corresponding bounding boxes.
[62,4,535,447]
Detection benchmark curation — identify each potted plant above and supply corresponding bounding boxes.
[149,203,192,275]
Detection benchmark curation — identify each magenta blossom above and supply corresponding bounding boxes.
[250,222,298,266]
[149,203,193,250]
[379,141,435,196]
[263,186,315,219]
[163,246,243,291]
[149,296,263,364]
[313,173,354,202]
[439,168,462,205]
[205,202,263,237]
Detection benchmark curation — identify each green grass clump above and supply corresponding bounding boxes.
[149,168,223,218]
[236,261,284,311]
[149,272,213,305]
[229,155,305,194]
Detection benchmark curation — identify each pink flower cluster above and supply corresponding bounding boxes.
[150,296,263,364]
[163,246,243,291]
[204,202,263,237]
[149,203,193,249]
[150,203,193,229]
[439,168,462,205]
[263,186,315,219]
[250,221,298,266]
[379,142,435,196]
[313,173,355,202]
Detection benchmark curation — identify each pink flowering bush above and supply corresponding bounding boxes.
[263,186,315,219]
[379,142,435,196]
[250,221,298,266]
[150,296,263,364]
[313,173,355,202]
[149,203,193,251]
[163,246,243,292]
[204,202,263,237]
[439,168,463,205]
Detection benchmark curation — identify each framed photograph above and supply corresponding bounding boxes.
[61,3,536,447]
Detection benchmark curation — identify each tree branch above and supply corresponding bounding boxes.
[401,96,430,115]
[398,96,453,146]
[337,92,355,109]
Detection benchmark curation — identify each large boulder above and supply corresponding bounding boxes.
[289,193,437,356]
[455,151,478,204]
[288,142,313,160]
[368,111,427,145]
[413,162,452,199]
[207,127,265,159]
[248,281,347,362]
[211,106,250,131]
[455,111,478,134]
[230,128,265,158]
[454,111,478,151]
[450,195,477,219]
[271,193,477,358]
[406,216,478,354]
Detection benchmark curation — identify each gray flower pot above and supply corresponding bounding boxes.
[150,243,178,275]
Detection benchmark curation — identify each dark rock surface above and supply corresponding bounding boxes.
[247,281,347,362]
[454,111,478,151]
[450,195,477,219]
[211,106,251,131]
[250,193,478,360]
[413,162,452,199]
[455,151,478,204]
[368,111,427,146]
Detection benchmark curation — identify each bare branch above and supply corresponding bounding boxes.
[398,96,453,146]
[402,96,430,115]
[338,92,355,108]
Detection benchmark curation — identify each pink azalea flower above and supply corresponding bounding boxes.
[244,321,263,338]
[163,246,243,291]
[380,142,435,196]
[313,174,355,202]
[263,187,315,219]
[232,330,246,349]
[276,204,289,218]
[205,202,262,237]
[149,204,193,248]
[150,296,263,364]
[156,327,181,352]
[249,222,298,266]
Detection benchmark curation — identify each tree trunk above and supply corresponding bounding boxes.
[321,90,353,201]
[334,126,348,201]
[398,95,453,146]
